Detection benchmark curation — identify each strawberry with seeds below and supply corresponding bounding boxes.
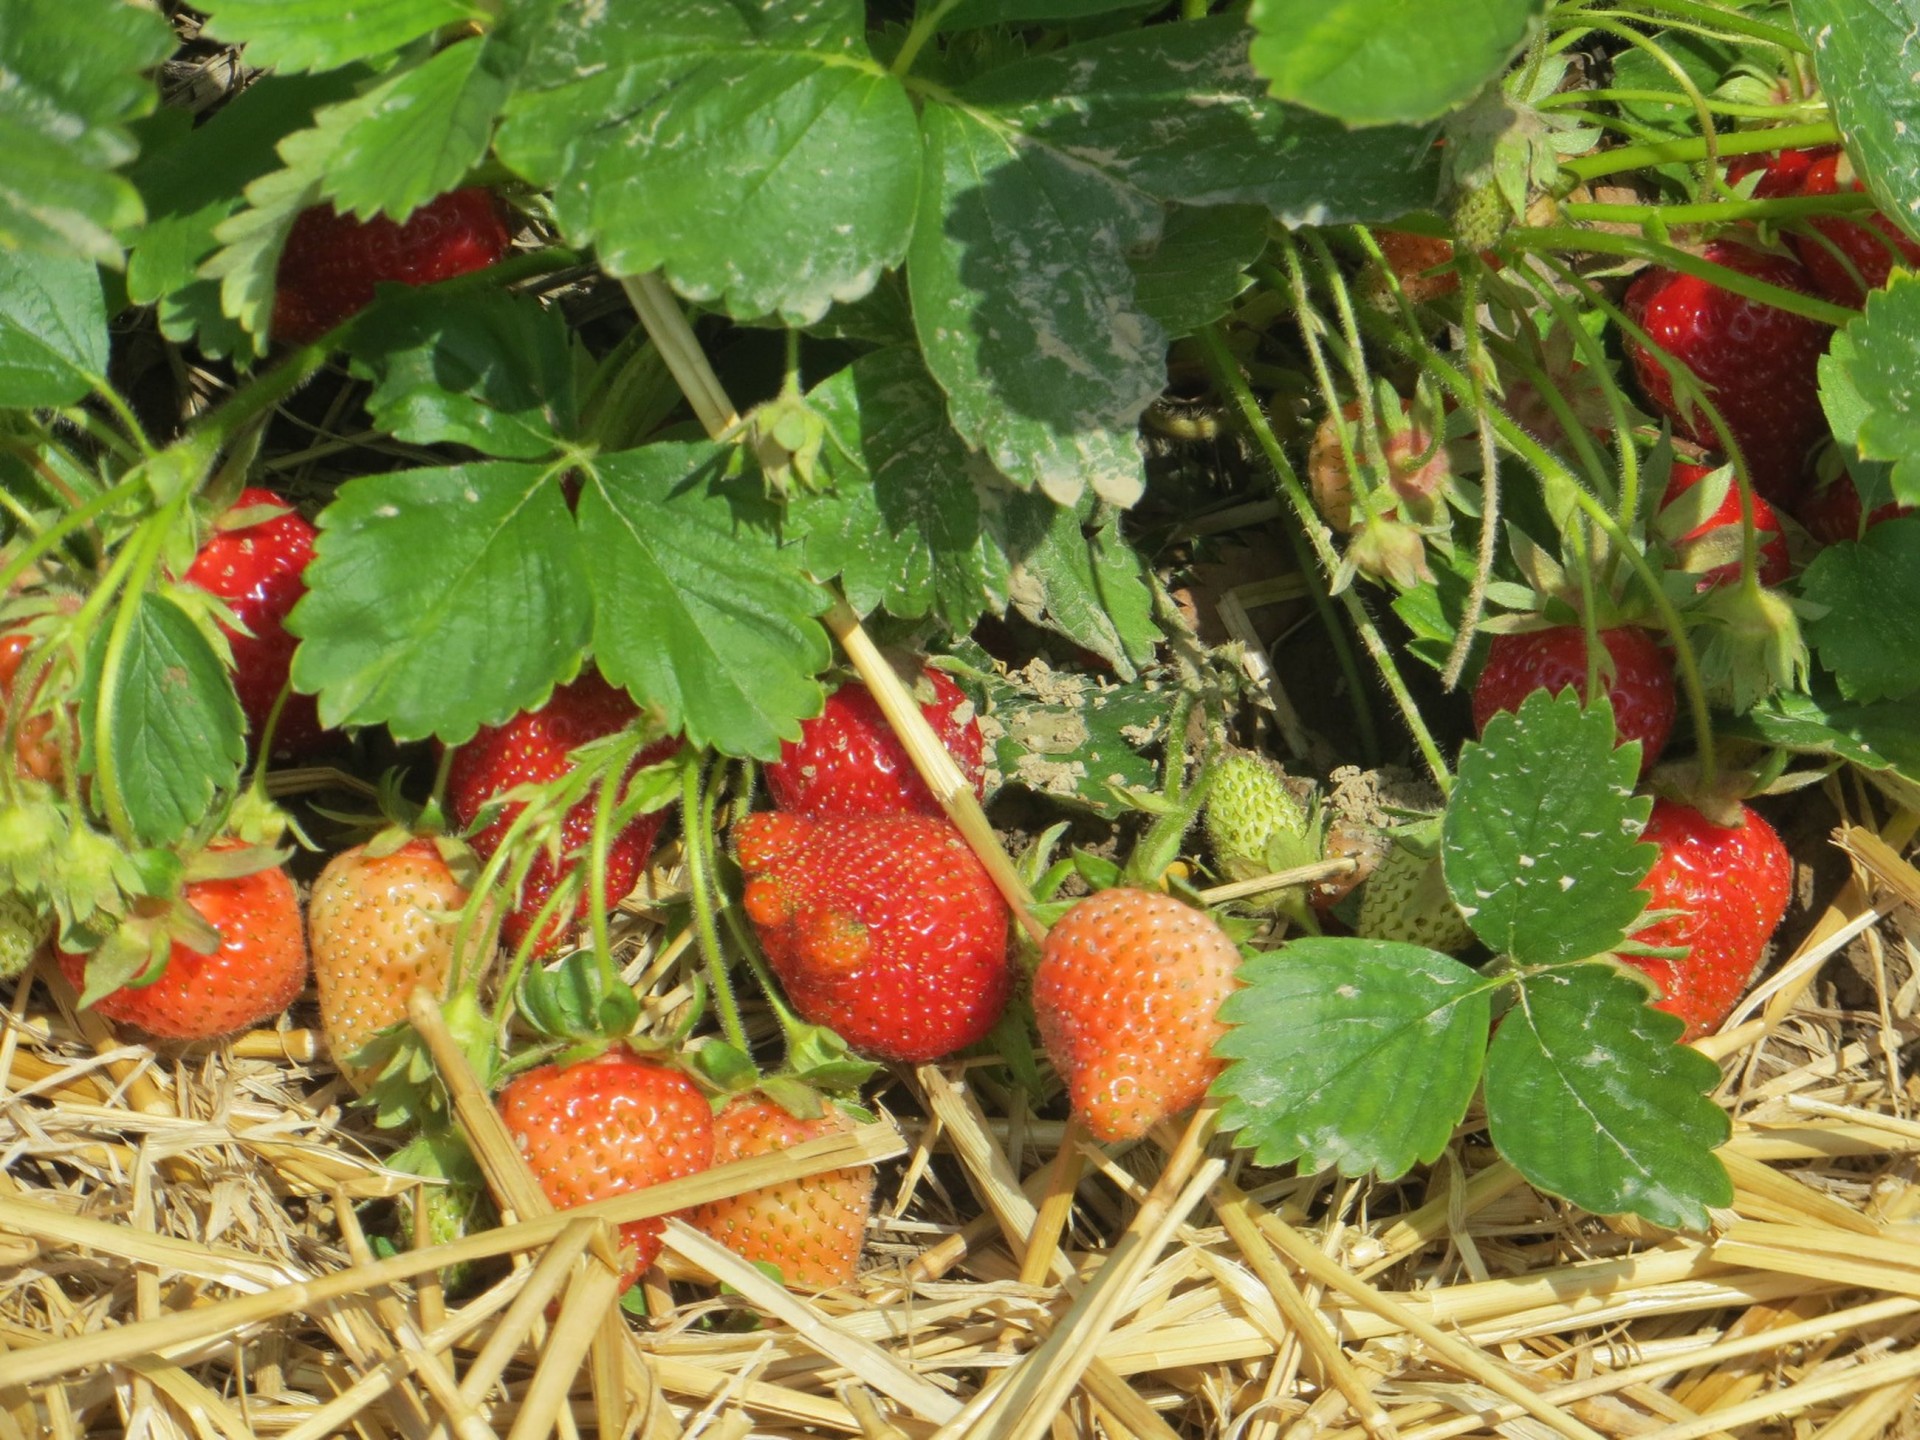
[1033,887,1241,1143]
[734,811,1011,1063]
[1660,461,1790,591]
[1624,241,1831,505]
[309,834,478,1090]
[58,845,308,1041]
[766,668,984,819]
[273,188,512,345]
[1792,151,1920,306]
[183,488,322,758]
[1625,799,1790,1041]
[447,672,677,954]
[1472,626,1676,776]
[497,1046,715,1284]
[688,1096,873,1290]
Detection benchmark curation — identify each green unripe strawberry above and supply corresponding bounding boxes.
[0,891,47,980]
[1356,837,1475,954]
[1204,751,1315,883]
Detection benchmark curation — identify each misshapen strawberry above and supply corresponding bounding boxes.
[309,836,475,1090]
[497,1047,714,1283]
[734,812,1011,1063]
[1626,800,1790,1041]
[687,1097,873,1290]
[273,188,511,345]
[1660,461,1790,591]
[447,673,677,954]
[1624,241,1831,505]
[765,669,985,819]
[1472,626,1676,776]
[183,488,321,757]
[1033,887,1241,1143]
[58,852,308,1041]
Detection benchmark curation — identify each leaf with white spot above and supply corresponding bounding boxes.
[1443,688,1655,965]
[1796,0,1920,248]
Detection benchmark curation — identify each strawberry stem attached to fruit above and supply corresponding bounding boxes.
[684,758,750,1055]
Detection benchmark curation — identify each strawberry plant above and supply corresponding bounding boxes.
[8,0,1920,1426]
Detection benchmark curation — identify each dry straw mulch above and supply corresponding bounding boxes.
[0,788,1917,1440]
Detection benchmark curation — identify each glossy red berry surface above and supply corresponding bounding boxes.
[1661,461,1790,590]
[1472,626,1676,775]
[765,669,985,819]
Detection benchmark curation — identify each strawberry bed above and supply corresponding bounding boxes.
[4,1,1920,1436]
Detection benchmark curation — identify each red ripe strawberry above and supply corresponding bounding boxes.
[1793,151,1920,306]
[183,488,321,757]
[1032,887,1241,1144]
[687,1097,873,1290]
[734,812,1011,1063]
[765,669,984,819]
[1624,241,1832,505]
[1626,800,1790,1041]
[1661,461,1790,590]
[272,188,511,345]
[1472,626,1676,776]
[1795,469,1915,545]
[309,837,474,1089]
[1726,146,1834,200]
[58,856,308,1041]
[497,1047,715,1284]
[0,628,63,783]
[446,673,677,954]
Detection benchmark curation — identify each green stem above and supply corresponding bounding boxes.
[585,741,620,980]
[1502,228,1856,327]
[891,0,962,75]
[682,759,749,1054]
[1559,192,1879,227]
[1558,120,1839,183]
[90,382,155,460]
[1541,89,1826,121]
[1574,16,1728,192]
[1199,317,1452,794]
[1558,1,1807,52]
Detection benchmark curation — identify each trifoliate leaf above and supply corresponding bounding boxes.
[1444,688,1655,965]
[794,348,1013,630]
[346,289,585,459]
[1487,963,1732,1229]
[1214,938,1495,1180]
[80,593,246,847]
[1831,276,1920,507]
[288,462,592,743]
[496,0,918,325]
[199,0,486,73]
[1802,517,1920,704]
[0,250,107,406]
[1796,0,1920,249]
[1248,0,1547,128]
[0,0,173,262]
[576,444,832,760]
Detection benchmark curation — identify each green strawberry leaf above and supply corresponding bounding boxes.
[346,289,585,460]
[518,951,641,1043]
[941,0,1153,26]
[1801,518,1920,704]
[1829,277,1920,507]
[1129,205,1266,338]
[1005,495,1159,680]
[1248,0,1547,128]
[1735,683,1920,783]
[0,251,108,407]
[198,0,486,74]
[496,0,918,325]
[0,0,173,263]
[794,349,1013,631]
[974,661,1168,816]
[299,35,516,222]
[81,593,246,848]
[965,18,1443,223]
[125,70,363,358]
[288,462,592,744]
[1796,0,1920,248]
[1487,963,1732,1230]
[576,443,832,761]
[1444,688,1655,966]
[1213,938,1495,1180]
[909,98,1161,509]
